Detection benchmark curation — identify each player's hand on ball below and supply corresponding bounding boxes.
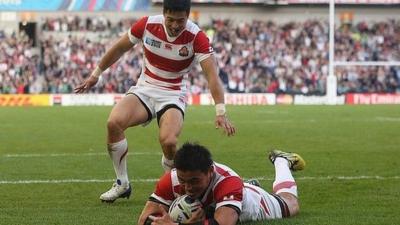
[186,207,205,223]
[74,76,98,93]
[215,115,235,136]
[149,204,175,225]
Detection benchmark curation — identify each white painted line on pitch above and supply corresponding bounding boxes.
[0,176,399,185]
[250,176,400,181]
[375,117,400,122]
[2,152,162,158]
[191,118,400,125]
[0,178,158,184]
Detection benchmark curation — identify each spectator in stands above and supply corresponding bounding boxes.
[1,18,399,95]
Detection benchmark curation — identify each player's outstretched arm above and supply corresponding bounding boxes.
[74,33,134,93]
[138,201,169,225]
[200,56,235,136]
[147,204,178,225]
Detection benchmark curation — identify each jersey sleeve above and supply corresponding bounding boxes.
[193,31,214,62]
[213,176,244,212]
[150,172,175,206]
[128,16,148,44]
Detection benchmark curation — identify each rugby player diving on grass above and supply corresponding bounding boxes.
[138,142,306,225]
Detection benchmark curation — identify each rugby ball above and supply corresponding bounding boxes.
[168,195,202,223]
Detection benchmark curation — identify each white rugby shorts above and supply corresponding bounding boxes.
[126,85,187,125]
[239,184,288,221]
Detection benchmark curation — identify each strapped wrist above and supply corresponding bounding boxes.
[215,103,226,116]
[91,66,103,78]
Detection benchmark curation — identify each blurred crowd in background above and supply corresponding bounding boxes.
[0,16,399,95]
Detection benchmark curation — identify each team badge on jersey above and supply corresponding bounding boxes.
[178,46,189,57]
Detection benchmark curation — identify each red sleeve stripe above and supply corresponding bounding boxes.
[144,46,194,72]
[130,17,148,39]
[273,181,297,193]
[193,31,212,54]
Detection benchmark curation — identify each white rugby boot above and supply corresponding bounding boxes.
[100,179,132,203]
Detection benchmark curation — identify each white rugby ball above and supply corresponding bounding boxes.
[168,195,202,223]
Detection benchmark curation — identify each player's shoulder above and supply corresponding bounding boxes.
[211,171,243,201]
[157,170,173,186]
[185,19,202,35]
[212,163,242,189]
[147,14,164,24]
[170,168,180,186]
[214,162,240,177]
[157,168,181,189]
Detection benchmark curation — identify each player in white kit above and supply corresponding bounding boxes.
[138,142,306,225]
[74,0,235,203]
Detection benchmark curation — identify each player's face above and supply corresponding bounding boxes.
[177,168,213,199]
[163,10,188,37]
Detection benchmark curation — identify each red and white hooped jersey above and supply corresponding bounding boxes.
[151,162,243,211]
[150,162,284,222]
[128,15,213,92]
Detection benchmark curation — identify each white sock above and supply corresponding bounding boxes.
[161,155,174,172]
[108,138,129,186]
[273,157,298,197]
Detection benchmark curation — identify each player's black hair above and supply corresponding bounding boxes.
[163,0,191,14]
[174,142,213,173]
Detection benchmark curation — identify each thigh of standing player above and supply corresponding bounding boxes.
[158,106,184,159]
[107,94,150,143]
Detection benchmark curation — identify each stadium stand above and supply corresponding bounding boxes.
[0,17,399,94]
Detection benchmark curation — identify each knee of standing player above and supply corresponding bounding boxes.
[107,118,124,132]
[159,135,178,155]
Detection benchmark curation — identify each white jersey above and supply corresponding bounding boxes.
[125,15,213,119]
[128,15,213,94]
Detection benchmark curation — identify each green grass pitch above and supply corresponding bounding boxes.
[0,105,399,225]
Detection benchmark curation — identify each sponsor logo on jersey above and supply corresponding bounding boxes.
[178,46,189,57]
[145,37,161,48]
[165,43,172,50]
[223,195,235,201]
[179,95,186,104]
